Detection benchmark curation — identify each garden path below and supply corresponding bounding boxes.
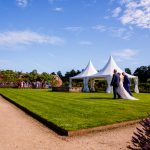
[0,96,137,150]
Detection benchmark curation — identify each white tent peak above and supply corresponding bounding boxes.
[105,55,137,78]
[98,55,123,76]
[90,55,139,93]
[71,60,97,79]
[94,55,136,77]
[69,56,139,93]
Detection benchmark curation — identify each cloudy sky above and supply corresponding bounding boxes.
[0,0,150,74]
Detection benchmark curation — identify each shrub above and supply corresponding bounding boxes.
[139,83,150,93]
[128,114,150,150]
[94,80,107,92]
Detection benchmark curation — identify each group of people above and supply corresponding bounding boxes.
[17,81,49,89]
[0,81,50,89]
[111,69,138,100]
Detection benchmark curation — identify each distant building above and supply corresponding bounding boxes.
[0,74,3,81]
[51,75,62,87]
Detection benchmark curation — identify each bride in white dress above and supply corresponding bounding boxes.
[117,73,138,100]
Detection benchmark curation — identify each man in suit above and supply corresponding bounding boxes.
[122,72,132,96]
[111,69,121,99]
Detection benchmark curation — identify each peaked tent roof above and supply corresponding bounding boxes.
[90,56,137,78]
[71,60,97,79]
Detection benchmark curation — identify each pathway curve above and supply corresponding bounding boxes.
[0,96,138,150]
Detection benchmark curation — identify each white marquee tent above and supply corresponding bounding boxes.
[89,56,139,93]
[69,60,97,92]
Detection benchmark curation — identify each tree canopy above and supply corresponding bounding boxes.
[0,65,149,84]
[134,66,150,82]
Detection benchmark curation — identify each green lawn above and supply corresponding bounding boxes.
[0,88,150,131]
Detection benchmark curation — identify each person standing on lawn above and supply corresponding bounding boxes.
[122,72,132,96]
[111,69,121,99]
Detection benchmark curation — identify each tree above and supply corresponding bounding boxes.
[29,69,38,81]
[0,70,18,82]
[64,69,78,81]
[57,71,63,79]
[125,68,132,75]
[134,66,150,83]
[51,72,56,75]
[63,69,81,86]
[40,72,52,83]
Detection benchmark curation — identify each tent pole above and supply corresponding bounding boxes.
[83,77,90,92]
[90,79,95,92]
[134,77,139,93]
[69,78,72,88]
[106,75,112,93]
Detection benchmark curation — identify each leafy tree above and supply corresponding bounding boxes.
[40,72,52,83]
[125,68,132,75]
[134,66,150,83]
[63,69,81,86]
[0,70,18,82]
[29,69,38,81]
[51,72,56,75]
[57,71,63,79]
[64,69,79,81]
[31,69,38,74]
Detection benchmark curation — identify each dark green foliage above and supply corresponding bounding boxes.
[0,70,18,82]
[29,69,38,82]
[125,68,132,75]
[57,71,63,79]
[134,66,150,83]
[147,79,150,84]
[0,69,53,83]
[95,80,107,92]
[138,83,150,93]
[64,69,81,80]
[128,114,150,150]
[39,72,52,83]
[62,69,81,86]
[51,72,56,75]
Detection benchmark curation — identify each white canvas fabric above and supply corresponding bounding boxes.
[71,60,97,79]
[69,60,97,92]
[90,56,139,93]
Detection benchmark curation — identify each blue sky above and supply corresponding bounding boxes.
[0,0,150,74]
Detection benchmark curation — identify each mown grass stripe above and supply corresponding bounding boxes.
[0,89,149,131]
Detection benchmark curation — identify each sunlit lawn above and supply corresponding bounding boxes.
[0,88,150,131]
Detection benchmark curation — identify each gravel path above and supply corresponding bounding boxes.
[0,96,138,150]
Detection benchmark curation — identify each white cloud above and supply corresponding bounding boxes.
[115,0,150,29]
[93,24,133,40]
[109,27,133,40]
[79,41,92,45]
[112,7,122,17]
[120,0,132,5]
[53,7,63,12]
[113,49,138,59]
[0,31,64,47]
[65,26,83,32]
[92,25,107,32]
[16,0,28,7]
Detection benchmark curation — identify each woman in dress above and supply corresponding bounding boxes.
[117,73,138,100]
